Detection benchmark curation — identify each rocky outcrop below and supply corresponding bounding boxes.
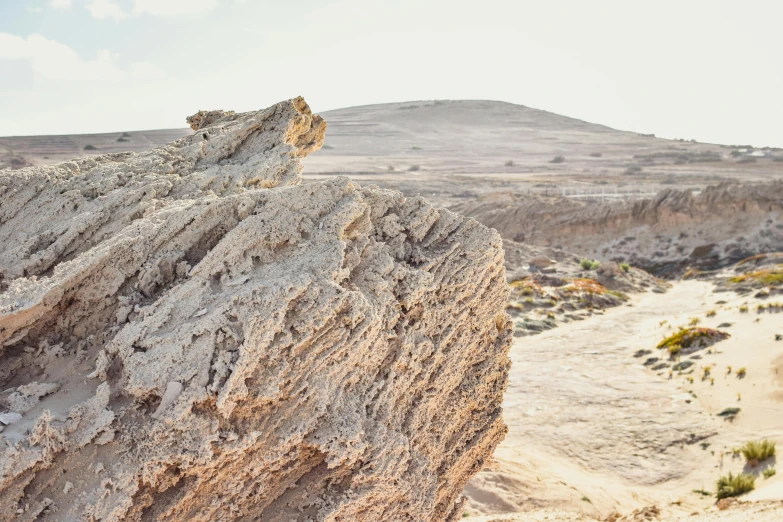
[0,98,511,521]
[454,181,783,277]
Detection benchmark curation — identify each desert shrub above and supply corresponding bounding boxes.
[737,157,757,164]
[117,137,129,142]
[763,468,777,479]
[321,144,335,149]
[84,144,97,150]
[620,263,631,273]
[716,472,755,499]
[739,305,749,313]
[505,160,514,167]
[736,367,747,378]
[408,165,420,172]
[706,310,717,317]
[387,165,395,171]
[729,267,783,287]
[657,327,730,354]
[739,440,776,465]
[579,258,600,270]
[411,146,422,150]
[589,152,602,158]
[550,155,565,164]
[718,407,741,417]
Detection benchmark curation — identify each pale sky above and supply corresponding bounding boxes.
[1,0,781,146]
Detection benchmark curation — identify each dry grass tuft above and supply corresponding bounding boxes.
[739,440,776,466]
[729,266,783,286]
[716,472,755,499]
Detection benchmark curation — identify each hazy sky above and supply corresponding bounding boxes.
[1,0,781,146]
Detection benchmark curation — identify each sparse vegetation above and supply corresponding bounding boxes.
[589,152,602,158]
[736,367,747,378]
[620,262,630,273]
[580,258,600,270]
[729,267,783,287]
[411,146,422,150]
[657,327,729,355]
[689,317,701,326]
[84,144,97,150]
[408,165,420,172]
[706,310,716,317]
[763,468,777,479]
[739,440,776,466]
[550,155,565,164]
[505,160,514,167]
[718,407,741,417]
[739,305,749,313]
[716,472,755,499]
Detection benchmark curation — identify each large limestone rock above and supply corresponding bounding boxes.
[0,98,511,521]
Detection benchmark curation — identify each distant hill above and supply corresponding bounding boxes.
[0,128,190,170]
[3,101,781,197]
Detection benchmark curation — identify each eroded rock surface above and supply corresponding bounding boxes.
[454,182,783,277]
[0,98,511,521]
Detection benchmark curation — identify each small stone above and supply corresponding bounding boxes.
[0,412,23,425]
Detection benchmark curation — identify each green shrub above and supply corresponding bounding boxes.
[620,263,631,272]
[740,440,776,465]
[763,468,776,479]
[716,472,755,499]
[579,258,600,270]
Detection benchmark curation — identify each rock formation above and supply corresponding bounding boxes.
[454,182,783,277]
[0,98,511,521]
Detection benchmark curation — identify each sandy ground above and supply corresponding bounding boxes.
[464,280,783,520]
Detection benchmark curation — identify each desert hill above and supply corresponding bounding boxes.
[5,100,783,207]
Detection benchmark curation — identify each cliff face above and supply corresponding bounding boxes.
[454,182,783,276]
[0,99,511,521]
